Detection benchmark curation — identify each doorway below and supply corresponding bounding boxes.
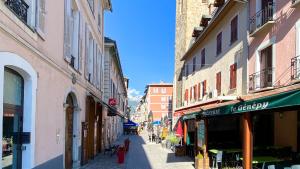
[2,68,24,169]
[65,94,76,169]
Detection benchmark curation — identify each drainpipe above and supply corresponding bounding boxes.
[243,112,253,169]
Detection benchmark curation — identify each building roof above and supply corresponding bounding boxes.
[104,37,127,96]
[104,0,112,11]
[180,0,247,61]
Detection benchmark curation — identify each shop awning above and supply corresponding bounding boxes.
[123,120,138,128]
[202,89,300,117]
[182,112,200,120]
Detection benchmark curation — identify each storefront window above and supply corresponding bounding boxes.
[4,69,23,106]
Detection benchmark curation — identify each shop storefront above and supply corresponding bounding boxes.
[181,88,300,169]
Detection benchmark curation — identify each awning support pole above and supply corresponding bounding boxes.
[243,112,253,169]
[184,121,187,145]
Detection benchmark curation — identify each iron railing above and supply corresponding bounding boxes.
[249,67,274,91]
[291,56,300,80]
[249,3,274,34]
[5,0,29,23]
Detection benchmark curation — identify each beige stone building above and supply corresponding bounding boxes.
[0,0,128,169]
[173,0,210,125]
[103,37,128,150]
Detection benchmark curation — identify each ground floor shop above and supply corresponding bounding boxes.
[176,86,300,169]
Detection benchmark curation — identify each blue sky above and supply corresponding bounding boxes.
[105,0,175,102]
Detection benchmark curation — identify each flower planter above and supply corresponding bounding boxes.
[195,156,210,169]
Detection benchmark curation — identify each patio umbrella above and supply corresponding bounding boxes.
[176,120,183,146]
[176,120,183,137]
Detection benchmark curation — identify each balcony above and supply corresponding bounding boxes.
[249,3,275,37]
[192,26,204,38]
[291,56,300,80]
[4,0,29,24]
[291,0,300,8]
[200,15,212,27]
[249,67,274,91]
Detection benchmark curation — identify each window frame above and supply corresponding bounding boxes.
[230,15,238,45]
[216,32,222,56]
[201,48,206,68]
[229,63,237,89]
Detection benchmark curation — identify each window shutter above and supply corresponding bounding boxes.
[36,0,46,38]
[190,87,192,101]
[230,65,233,89]
[194,85,197,100]
[198,83,201,99]
[64,0,72,62]
[233,63,237,89]
[78,13,83,73]
[84,25,89,80]
[203,80,207,96]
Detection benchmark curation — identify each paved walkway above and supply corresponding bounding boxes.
[81,131,195,169]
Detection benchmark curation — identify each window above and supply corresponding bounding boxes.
[201,48,205,67]
[231,15,238,44]
[161,97,166,102]
[161,88,167,94]
[64,0,81,71]
[193,57,196,72]
[216,32,222,55]
[161,104,166,110]
[202,80,207,97]
[153,88,159,93]
[230,63,237,89]
[87,34,94,82]
[216,72,221,95]
[185,64,189,76]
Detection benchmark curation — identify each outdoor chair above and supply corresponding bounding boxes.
[212,151,223,169]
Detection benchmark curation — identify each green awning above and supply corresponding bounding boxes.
[182,112,200,120]
[203,89,300,117]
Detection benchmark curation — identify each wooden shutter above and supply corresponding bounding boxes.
[36,0,46,38]
[216,72,221,95]
[233,63,237,89]
[231,16,238,43]
[64,0,72,62]
[198,83,201,99]
[217,32,222,55]
[185,89,188,101]
[194,85,197,100]
[78,13,83,73]
[84,25,89,79]
[203,80,207,96]
[190,87,192,101]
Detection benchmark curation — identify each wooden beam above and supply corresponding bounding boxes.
[243,112,253,169]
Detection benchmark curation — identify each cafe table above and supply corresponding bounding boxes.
[240,156,283,168]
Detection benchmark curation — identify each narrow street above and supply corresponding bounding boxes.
[81,131,194,169]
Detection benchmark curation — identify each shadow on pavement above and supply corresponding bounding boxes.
[124,134,152,169]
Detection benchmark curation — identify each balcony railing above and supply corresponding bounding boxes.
[291,56,300,80]
[249,3,274,34]
[5,0,29,23]
[249,67,274,91]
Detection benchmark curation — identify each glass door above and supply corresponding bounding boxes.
[3,68,24,169]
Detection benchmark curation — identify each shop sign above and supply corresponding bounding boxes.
[197,120,205,148]
[109,98,117,106]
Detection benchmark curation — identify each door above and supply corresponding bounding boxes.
[65,106,74,169]
[260,46,273,88]
[3,68,24,169]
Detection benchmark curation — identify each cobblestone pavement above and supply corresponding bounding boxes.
[81,131,194,169]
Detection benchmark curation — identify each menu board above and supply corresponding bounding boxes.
[197,120,205,148]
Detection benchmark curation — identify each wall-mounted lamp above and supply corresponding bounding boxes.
[279,112,284,119]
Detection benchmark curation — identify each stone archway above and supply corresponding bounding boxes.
[0,52,37,169]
